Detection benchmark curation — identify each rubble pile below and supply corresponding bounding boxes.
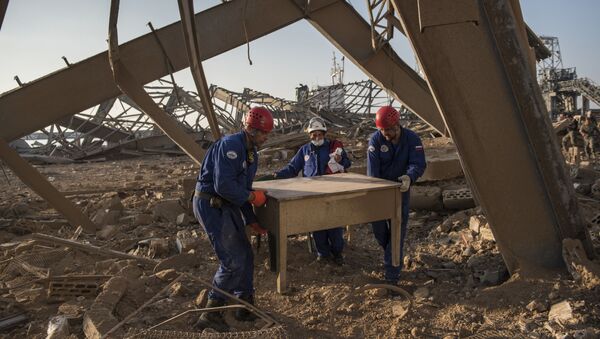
[0,135,598,338]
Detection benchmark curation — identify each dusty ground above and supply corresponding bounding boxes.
[0,144,599,338]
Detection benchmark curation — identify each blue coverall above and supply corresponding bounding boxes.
[193,131,258,301]
[276,139,351,258]
[367,128,426,282]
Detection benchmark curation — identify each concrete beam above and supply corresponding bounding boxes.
[0,0,337,141]
[392,0,592,273]
[0,138,96,233]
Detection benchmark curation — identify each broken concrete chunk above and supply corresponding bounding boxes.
[176,230,199,253]
[83,308,119,339]
[367,288,388,298]
[195,289,208,308]
[83,276,128,339]
[410,186,442,210]
[133,214,153,226]
[562,238,600,289]
[93,276,128,311]
[168,281,190,297]
[469,215,487,234]
[10,202,32,217]
[548,300,573,324]
[176,213,191,226]
[526,300,548,313]
[92,209,121,226]
[46,315,70,339]
[152,199,186,222]
[155,269,178,282]
[101,195,124,212]
[479,226,495,242]
[413,287,430,300]
[149,239,170,258]
[153,253,200,273]
[96,225,119,240]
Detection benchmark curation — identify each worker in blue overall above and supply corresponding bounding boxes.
[193,107,273,331]
[367,106,426,284]
[274,117,351,265]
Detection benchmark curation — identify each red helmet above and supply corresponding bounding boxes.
[375,106,400,129]
[245,107,274,133]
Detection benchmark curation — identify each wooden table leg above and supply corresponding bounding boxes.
[391,188,402,267]
[276,227,287,294]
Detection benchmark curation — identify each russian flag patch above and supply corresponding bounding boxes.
[415,146,424,152]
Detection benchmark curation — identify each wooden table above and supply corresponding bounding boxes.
[253,172,402,293]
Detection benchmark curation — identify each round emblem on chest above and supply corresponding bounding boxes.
[304,154,310,162]
[380,145,389,153]
[226,151,238,159]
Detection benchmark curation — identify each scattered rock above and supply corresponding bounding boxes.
[46,315,70,339]
[526,300,547,313]
[155,269,178,282]
[176,213,191,226]
[195,289,208,308]
[367,288,388,298]
[134,214,154,226]
[152,199,186,222]
[97,225,119,240]
[176,230,199,253]
[469,215,487,234]
[548,300,573,324]
[149,239,170,258]
[413,287,430,300]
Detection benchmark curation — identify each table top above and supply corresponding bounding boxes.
[253,172,401,201]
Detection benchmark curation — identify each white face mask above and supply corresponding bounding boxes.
[311,139,324,147]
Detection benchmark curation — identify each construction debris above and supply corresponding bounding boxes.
[0,153,597,338]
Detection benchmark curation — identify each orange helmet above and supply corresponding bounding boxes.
[245,107,274,133]
[375,106,400,129]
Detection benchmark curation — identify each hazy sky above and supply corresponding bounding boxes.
[1,0,599,102]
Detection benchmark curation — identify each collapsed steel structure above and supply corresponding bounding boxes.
[15,79,399,160]
[538,36,600,117]
[0,0,593,275]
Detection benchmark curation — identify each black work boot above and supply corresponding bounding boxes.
[234,294,258,322]
[194,298,229,332]
[332,252,344,266]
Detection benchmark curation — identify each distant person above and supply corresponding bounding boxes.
[579,116,598,160]
[367,106,426,285]
[274,117,351,265]
[562,114,578,152]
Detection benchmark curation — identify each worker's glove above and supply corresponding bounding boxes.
[398,175,411,192]
[249,190,267,207]
[248,222,267,236]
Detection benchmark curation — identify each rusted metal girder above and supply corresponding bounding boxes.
[0,138,96,233]
[177,0,221,140]
[303,0,447,135]
[108,0,205,165]
[0,0,8,31]
[0,0,450,142]
[0,0,328,142]
[392,0,593,274]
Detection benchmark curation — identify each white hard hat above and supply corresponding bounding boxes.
[307,117,327,133]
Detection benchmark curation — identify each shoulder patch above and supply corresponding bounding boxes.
[304,154,310,162]
[226,151,238,160]
[380,145,389,153]
[368,145,375,153]
[415,145,424,152]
